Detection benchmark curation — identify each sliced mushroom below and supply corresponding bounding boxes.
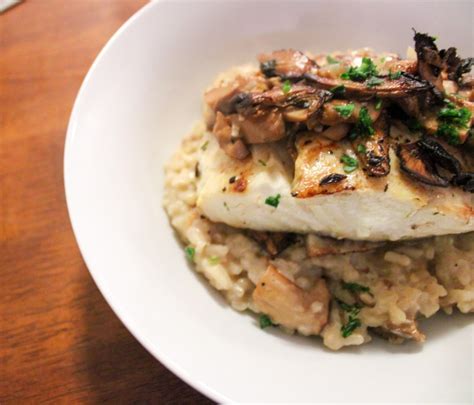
[373,321,426,343]
[304,71,432,98]
[258,49,315,80]
[353,113,391,177]
[451,172,474,193]
[212,112,250,159]
[252,265,330,335]
[417,137,461,174]
[396,142,449,187]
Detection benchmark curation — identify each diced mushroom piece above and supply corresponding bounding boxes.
[212,112,250,160]
[236,108,286,144]
[352,113,391,177]
[319,100,381,126]
[304,71,431,98]
[396,142,449,187]
[258,49,315,80]
[252,265,330,335]
[204,84,241,112]
[306,234,382,257]
[382,59,418,75]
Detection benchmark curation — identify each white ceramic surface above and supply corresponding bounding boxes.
[64,1,474,403]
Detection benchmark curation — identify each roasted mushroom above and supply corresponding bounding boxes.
[304,71,432,98]
[396,142,449,187]
[212,112,250,159]
[258,49,315,80]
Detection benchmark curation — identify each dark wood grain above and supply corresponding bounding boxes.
[0,1,213,403]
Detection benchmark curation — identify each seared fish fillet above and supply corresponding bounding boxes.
[196,133,474,241]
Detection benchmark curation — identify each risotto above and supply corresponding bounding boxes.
[163,32,473,350]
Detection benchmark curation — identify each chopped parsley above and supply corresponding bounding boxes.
[354,106,375,137]
[201,141,209,151]
[185,246,195,261]
[258,159,267,166]
[340,57,378,82]
[379,56,386,63]
[374,98,382,110]
[326,55,339,64]
[388,70,402,80]
[356,144,367,154]
[259,314,274,329]
[334,103,355,118]
[330,84,346,96]
[436,103,471,145]
[223,201,230,211]
[265,194,281,208]
[342,281,371,294]
[340,154,358,173]
[282,80,292,94]
[366,76,383,87]
[337,299,362,338]
[208,256,220,265]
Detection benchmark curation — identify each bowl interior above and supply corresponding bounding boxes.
[65,1,474,402]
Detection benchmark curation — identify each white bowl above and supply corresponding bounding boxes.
[64,1,474,402]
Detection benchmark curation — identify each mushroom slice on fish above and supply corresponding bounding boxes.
[396,142,449,187]
[258,49,315,80]
[352,113,391,177]
[304,71,432,98]
[253,265,330,335]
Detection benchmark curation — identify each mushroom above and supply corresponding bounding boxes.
[235,108,286,144]
[252,265,330,335]
[246,231,296,256]
[304,71,432,98]
[396,142,449,187]
[451,172,474,193]
[212,112,250,159]
[258,49,315,80]
[353,113,391,177]
[319,100,381,126]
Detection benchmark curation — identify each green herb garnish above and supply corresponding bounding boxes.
[354,106,375,137]
[208,256,220,265]
[374,98,382,110]
[330,84,346,96]
[223,201,230,211]
[340,57,378,82]
[259,314,274,329]
[336,299,362,338]
[340,154,358,173]
[258,159,267,166]
[326,55,339,65]
[356,144,367,154]
[185,246,195,261]
[282,80,292,94]
[342,282,371,294]
[388,70,402,80]
[334,103,355,118]
[265,194,281,208]
[201,141,209,151]
[366,76,383,87]
[436,104,471,145]
[341,317,362,338]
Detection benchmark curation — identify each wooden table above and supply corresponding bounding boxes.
[0,1,213,403]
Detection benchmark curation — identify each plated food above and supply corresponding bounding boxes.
[164,31,473,350]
